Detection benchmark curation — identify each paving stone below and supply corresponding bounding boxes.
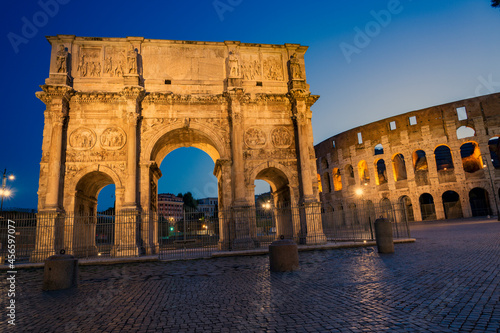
[1,219,499,332]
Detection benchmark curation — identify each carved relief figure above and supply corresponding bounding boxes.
[289,53,303,80]
[263,56,283,81]
[104,56,113,76]
[227,51,240,78]
[127,45,138,74]
[78,49,100,77]
[77,53,86,77]
[56,45,68,73]
[69,128,96,150]
[271,127,292,148]
[115,60,124,76]
[241,55,261,80]
[100,127,126,150]
[245,127,266,148]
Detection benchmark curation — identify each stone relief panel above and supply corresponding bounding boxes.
[141,118,179,134]
[66,150,126,162]
[271,127,292,148]
[245,127,267,148]
[77,47,101,78]
[263,54,283,81]
[103,46,127,77]
[240,54,261,80]
[244,148,297,160]
[69,128,97,150]
[100,127,126,150]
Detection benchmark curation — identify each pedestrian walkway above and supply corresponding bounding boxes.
[1,218,499,332]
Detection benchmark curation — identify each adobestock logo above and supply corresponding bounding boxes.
[340,0,411,64]
[7,0,71,54]
[475,74,500,97]
[213,0,243,22]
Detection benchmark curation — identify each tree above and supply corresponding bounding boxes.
[493,0,500,8]
[180,192,198,210]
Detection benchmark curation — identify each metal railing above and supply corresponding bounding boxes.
[0,202,411,264]
[321,201,411,241]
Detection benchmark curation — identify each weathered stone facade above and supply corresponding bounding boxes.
[34,35,326,260]
[315,93,500,222]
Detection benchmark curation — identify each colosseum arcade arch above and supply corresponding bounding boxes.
[419,193,436,221]
[442,190,463,219]
[469,188,492,216]
[33,36,326,260]
[460,142,483,173]
[489,137,500,169]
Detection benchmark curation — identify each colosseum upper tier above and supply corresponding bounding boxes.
[314,92,500,221]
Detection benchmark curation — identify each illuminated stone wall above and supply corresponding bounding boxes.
[315,93,500,221]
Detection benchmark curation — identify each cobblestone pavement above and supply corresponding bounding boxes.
[1,218,499,332]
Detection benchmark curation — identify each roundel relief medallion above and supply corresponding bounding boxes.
[100,127,126,150]
[271,127,292,148]
[69,127,96,150]
[244,127,266,148]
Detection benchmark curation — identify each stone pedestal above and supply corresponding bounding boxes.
[269,239,299,272]
[43,253,78,291]
[45,73,71,86]
[123,74,140,85]
[374,218,394,254]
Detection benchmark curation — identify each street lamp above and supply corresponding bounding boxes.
[482,154,500,221]
[1,169,15,212]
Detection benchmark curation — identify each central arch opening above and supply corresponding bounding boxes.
[148,126,226,257]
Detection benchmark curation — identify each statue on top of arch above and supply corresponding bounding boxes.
[127,45,138,74]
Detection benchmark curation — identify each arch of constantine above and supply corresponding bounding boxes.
[315,93,500,222]
[32,35,326,261]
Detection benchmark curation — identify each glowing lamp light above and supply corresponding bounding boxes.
[355,188,364,196]
[8,175,14,181]
[0,189,12,197]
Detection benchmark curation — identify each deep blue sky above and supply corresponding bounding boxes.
[1,0,499,210]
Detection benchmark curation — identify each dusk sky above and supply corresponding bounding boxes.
[1,0,499,210]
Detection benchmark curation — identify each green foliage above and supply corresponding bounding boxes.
[493,0,500,8]
[179,192,198,210]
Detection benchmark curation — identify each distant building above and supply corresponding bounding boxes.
[255,192,273,209]
[197,197,218,217]
[158,193,184,222]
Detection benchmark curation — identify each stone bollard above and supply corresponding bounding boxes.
[42,250,78,291]
[374,217,394,254]
[269,237,299,272]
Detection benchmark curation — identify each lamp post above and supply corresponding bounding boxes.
[0,169,15,212]
[482,154,500,221]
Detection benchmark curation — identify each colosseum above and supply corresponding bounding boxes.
[314,92,500,222]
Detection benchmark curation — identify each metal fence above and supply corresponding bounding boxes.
[0,202,410,264]
[321,201,411,241]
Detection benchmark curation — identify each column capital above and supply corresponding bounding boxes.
[36,85,74,106]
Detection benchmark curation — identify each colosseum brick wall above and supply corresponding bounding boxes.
[314,92,500,221]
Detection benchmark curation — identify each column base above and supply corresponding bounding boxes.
[232,237,255,251]
[30,250,55,263]
[218,240,230,251]
[72,245,99,258]
[111,244,139,257]
[306,232,327,245]
[123,74,140,86]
